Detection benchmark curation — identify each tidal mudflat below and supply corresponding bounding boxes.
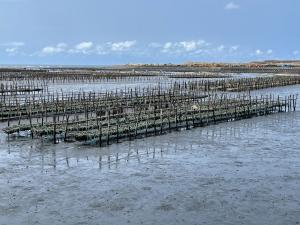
[0,68,299,225]
[1,96,300,224]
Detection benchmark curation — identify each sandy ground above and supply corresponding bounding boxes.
[0,85,300,225]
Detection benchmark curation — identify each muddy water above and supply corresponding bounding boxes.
[0,86,300,225]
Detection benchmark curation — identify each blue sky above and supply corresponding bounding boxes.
[0,0,299,65]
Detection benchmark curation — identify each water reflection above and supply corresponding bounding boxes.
[1,111,299,173]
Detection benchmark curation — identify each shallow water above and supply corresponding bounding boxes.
[1,73,260,94]
[44,73,263,93]
[0,85,300,225]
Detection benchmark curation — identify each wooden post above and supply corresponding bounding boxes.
[97,116,102,147]
[53,115,57,144]
[107,110,110,146]
[116,115,120,143]
[160,109,163,134]
[64,115,69,142]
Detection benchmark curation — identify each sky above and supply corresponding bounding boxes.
[0,0,299,65]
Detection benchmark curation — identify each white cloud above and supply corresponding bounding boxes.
[225,2,240,10]
[75,42,93,51]
[110,41,136,51]
[253,49,273,57]
[41,43,67,55]
[5,48,18,54]
[95,45,107,55]
[94,40,137,55]
[161,40,209,54]
[181,40,208,52]
[1,41,25,55]
[8,42,24,47]
[255,49,263,55]
[67,41,94,54]
[2,39,281,61]
[75,41,94,54]
[180,41,198,51]
[266,49,273,54]
[217,45,225,52]
[42,47,59,54]
[39,40,137,56]
[162,42,173,53]
[293,50,299,55]
[230,45,239,51]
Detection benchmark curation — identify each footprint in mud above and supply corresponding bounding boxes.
[23,186,35,191]
[0,205,21,215]
[48,210,60,216]
[142,186,152,191]
[109,203,125,211]
[89,201,125,212]
[89,202,103,209]
[185,199,211,211]
[156,203,175,211]
[234,161,244,167]
[130,172,149,177]
[35,197,45,203]
[11,185,23,189]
